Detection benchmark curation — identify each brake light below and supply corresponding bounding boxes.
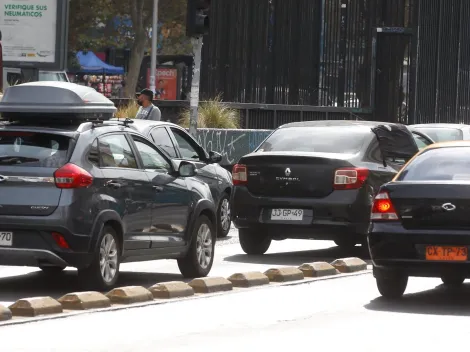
[333,168,369,190]
[371,191,399,221]
[52,232,70,249]
[232,164,248,185]
[54,163,93,189]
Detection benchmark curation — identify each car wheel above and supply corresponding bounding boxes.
[217,194,231,238]
[375,268,408,299]
[78,225,120,290]
[239,228,271,255]
[178,215,215,278]
[39,266,66,275]
[441,273,465,287]
[334,237,358,249]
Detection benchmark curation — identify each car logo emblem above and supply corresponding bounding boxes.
[442,203,456,211]
[285,168,291,177]
[0,175,7,183]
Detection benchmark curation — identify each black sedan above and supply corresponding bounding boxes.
[369,141,470,299]
[231,120,430,254]
[127,120,233,238]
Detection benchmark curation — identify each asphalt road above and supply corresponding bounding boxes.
[0,272,468,351]
[0,227,369,306]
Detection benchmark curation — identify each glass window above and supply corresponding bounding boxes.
[0,131,70,168]
[132,137,171,172]
[88,139,100,166]
[150,127,177,157]
[397,147,470,181]
[257,127,368,154]
[413,133,432,150]
[171,128,201,160]
[38,72,68,82]
[413,127,463,142]
[99,134,137,169]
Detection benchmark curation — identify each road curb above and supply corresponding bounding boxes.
[331,257,368,273]
[264,267,304,282]
[298,262,339,277]
[0,257,369,325]
[58,292,111,310]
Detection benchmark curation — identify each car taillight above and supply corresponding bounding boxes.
[52,232,70,249]
[232,164,248,185]
[371,191,399,221]
[54,163,93,189]
[333,167,369,190]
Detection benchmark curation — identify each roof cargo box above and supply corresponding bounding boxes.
[0,81,116,122]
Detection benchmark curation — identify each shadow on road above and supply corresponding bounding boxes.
[0,270,185,303]
[364,283,470,316]
[223,245,371,267]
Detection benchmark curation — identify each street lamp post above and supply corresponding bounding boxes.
[149,0,159,94]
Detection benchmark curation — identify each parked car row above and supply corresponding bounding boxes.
[0,82,233,289]
[230,119,470,300]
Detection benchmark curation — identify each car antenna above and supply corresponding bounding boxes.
[122,117,134,126]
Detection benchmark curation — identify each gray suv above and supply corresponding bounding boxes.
[0,82,217,289]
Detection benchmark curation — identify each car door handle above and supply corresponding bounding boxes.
[153,185,163,192]
[106,181,122,189]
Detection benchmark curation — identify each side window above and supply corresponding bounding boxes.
[88,139,100,166]
[413,133,431,150]
[170,128,201,161]
[99,134,138,169]
[132,136,172,172]
[150,127,178,158]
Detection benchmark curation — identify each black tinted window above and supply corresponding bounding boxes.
[88,139,99,166]
[171,128,201,160]
[258,127,368,154]
[414,128,463,142]
[397,147,470,181]
[99,134,137,169]
[132,137,171,172]
[150,127,177,157]
[0,131,70,167]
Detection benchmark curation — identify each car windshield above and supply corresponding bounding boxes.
[0,131,71,167]
[413,127,463,142]
[257,127,369,154]
[396,146,470,181]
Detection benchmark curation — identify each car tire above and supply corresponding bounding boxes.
[217,193,231,238]
[375,269,408,299]
[334,237,358,249]
[239,228,271,255]
[78,225,120,290]
[178,215,215,278]
[441,273,465,287]
[39,266,66,275]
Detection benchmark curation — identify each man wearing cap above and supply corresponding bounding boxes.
[135,89,162,121]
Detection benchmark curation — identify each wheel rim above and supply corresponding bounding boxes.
[99,233,118,283]
[220,198,231,231]
[196,223,213,269]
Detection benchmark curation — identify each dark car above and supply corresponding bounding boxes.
[409,123,470,142]
[126,119,233,238]
[0,82,217,289]
[231,120,430,254]
[368,141,470,299]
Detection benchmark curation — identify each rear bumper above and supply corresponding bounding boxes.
[230,185,371,240]
[368,222,470,276]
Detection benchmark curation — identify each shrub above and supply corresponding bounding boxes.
[179,95,240,129]
[115,100,139,119]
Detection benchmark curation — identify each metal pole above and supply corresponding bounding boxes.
[149,0,159,93]
[189,36,203,138]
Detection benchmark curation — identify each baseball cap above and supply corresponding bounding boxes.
[137,88,154,100]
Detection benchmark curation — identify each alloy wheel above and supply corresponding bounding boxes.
[99,233,118,283]
[220,198,231,232]
[196,223,213,269]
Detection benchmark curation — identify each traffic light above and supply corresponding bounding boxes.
[186,0,211,37]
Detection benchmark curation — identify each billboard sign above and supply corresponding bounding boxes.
[0,0,68,70]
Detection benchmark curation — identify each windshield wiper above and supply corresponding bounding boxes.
[0,156,40,165]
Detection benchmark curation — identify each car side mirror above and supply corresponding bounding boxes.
[178,161,197,177]
[208,150,223,163]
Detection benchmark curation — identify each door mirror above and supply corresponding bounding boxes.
[178,161,197,177]
[208,150,223,163]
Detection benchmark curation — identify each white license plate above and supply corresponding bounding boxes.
[271,209,304,221]
[0,232,12,246]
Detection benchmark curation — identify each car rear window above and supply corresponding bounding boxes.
[414,127,463,142]
[396,146,470,181]
[257,127,369,154]
[0,131,71,167]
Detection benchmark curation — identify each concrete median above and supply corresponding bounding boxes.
[227,272,270,288]
[264,267,305,282]
[9,297,63,317]
[298,262,339,277]
[0,305,12,321]
[149,281,195,299]
[58,292,111,310]
[106,286,154,304]
[189,277,233,293]
[331,257,368,273]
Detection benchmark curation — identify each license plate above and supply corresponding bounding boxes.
[271,209,303,221]
[0,232,13,246]
[425,246,468,261]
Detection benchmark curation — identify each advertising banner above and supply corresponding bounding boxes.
[147,67,178,100]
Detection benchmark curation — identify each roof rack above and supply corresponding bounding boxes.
[0,82,117,123]
[93,117,135,128]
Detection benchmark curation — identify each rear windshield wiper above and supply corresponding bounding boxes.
[0,156,40,165]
